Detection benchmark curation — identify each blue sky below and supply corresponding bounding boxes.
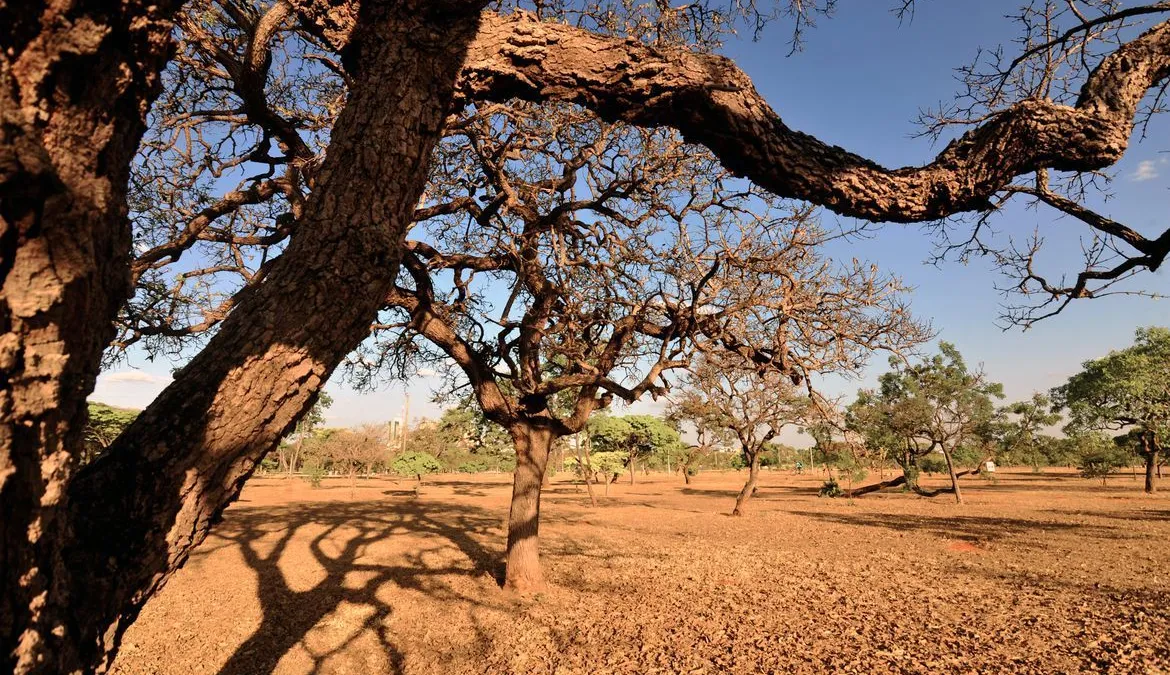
[93,1,1169,433]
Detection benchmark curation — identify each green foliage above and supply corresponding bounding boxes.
[847,342,1003,484]
[918,454,948,475]
[818,477,844,498]
[567,450,629,478]
[83,401,139,464]
[391,450,443,480]
[1053,326,1170,460]
[1072,433,1132,485]
[997,393,1061,468]
[587,414,682,466]
[302,391,334,430]
[303,461,327,488]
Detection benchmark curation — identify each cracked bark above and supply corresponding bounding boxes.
[5,3,484,671]
[1,2,177,672]
[457,11,1170,223]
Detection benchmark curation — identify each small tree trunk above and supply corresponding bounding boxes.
[1145,449,1158,494]
[732,452,761,516]
[629,458,636,485]
[683,468,692,485]
[576,438,598,507]
[940,445,964,504]
[504,422,555,593]
[582,471,598,507]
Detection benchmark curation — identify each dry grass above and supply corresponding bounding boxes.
[111,468,1170,674]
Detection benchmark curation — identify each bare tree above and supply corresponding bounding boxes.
[4,1,1170,670]
[668,388,742,485]
[340,101,927,589]
[677,353,813,516]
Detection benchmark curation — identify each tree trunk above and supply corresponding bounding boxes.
[504,421,555,593]
[1145,449,1158,494]
[576,443,598,507]
[848,474,908,497]
[1,3,182,672]
[629,458,636,485]
[683,469,692,485]
[49,9,482,672]
[732,452,761,516]
[939,445,964,504]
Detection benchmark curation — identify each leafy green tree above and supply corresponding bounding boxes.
[847,343,1003,503]
[992,393,1067,470]
[82,402,140,466]
[1053,327,1170,493]
[587,414,682,484]
[565,449,628,497]
[997,393,1062,471]
[1069,433,1133,486]
[391,451,443,483]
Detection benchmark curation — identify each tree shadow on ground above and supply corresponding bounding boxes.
[1046,508,1170,523]
[195,499,506,675]
[788,510,1138,545]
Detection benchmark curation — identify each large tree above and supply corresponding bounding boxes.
[4,0,1170,671]
[343,111,925,589]
[1052,326,1170,493]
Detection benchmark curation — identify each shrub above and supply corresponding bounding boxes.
[818,477,844,498]
[303,462,327,488]
[918,454,948,475]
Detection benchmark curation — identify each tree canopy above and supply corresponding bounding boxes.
[1053,326,1170,492]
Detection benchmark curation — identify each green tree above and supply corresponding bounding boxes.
[279,392,334,476]
[82,403,140,466]
[588,414,683,484]
[847,343,1003,503]
[1070,433,1133,486]
[1052,327,1170,493]
[391,451,443,483]
[997,393,1062,471]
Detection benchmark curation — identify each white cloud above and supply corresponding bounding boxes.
[1130,160,1159,182]
[102,370,170,385]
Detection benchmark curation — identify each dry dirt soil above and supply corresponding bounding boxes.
[110,468,1170,675]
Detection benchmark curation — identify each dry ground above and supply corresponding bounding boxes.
[110,468,1170,674]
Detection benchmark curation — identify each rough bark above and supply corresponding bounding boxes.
[504,421,555,592]
[1145,449,1158,494]
[0,2,179,672]
[732,452,761,516]
[459,11,1170,224]
[42,7,482,672]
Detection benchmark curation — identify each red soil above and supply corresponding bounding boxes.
[110,468,1170,674]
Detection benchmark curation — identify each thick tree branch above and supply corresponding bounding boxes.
[457,11,1170,224]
